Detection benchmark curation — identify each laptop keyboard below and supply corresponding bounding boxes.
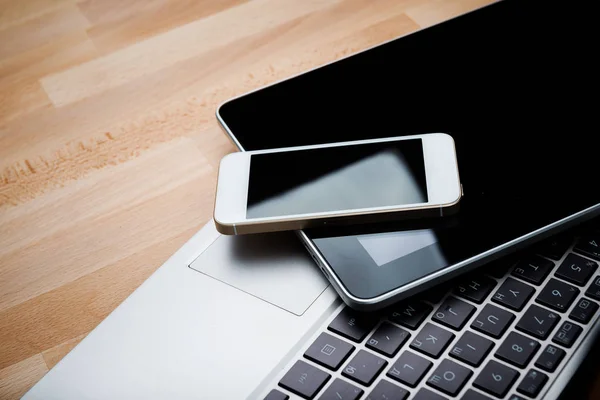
[263,224,600,400]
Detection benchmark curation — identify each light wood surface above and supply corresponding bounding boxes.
[1,1,599,399]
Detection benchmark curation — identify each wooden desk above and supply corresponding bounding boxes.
[1,0,599,398]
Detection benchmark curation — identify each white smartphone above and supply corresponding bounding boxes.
[214,133,462,235]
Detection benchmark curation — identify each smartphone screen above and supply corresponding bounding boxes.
[246,139,427,219]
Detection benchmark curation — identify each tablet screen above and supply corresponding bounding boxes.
[217,0,600,300]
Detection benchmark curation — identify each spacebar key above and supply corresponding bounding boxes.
[328,307,378,342]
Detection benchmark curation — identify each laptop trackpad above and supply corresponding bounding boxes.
[189,232,329,316]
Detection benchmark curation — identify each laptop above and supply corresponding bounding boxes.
[21,216,600,400]
[23,1,600,400]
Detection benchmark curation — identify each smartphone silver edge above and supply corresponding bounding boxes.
[214,134,462,236]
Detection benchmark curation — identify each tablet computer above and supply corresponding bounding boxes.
[217,0,600,310]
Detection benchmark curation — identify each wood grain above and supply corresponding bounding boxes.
[0,1,597,399]
[0,355,48,400]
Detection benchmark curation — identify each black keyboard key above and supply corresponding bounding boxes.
[304,333,355,371]
[516,305,560,339]
[366,322,410,357]
[279,360,330,399]
[365,380,409,400]
[491,278,535,311]
[574,236,600,261]
[555,253,598,286]
[328,308,377,343]
[454,275,497,304]
[319,379,363,400]
[426,359,473,396]
[387,351,432,387]
[494,332,540,368]
[508,396,526,400]
[534,344,565,372]
[342,350,387,386]
[473,360,520,398]
[410,323,455,358]
[462,389,493,400]
[536,236,571,261]
[585,275,600,300]
[413,388,447,400]
[569,297,599,324]
[264,389,289,400]
[432,297,476,330]
[471,304,515,338]
[389,301,432,330]
[516,369,548,398]
[449,331,494,367]
[536,278,579,312]
[552,321,582,348]
[511,256,554,285]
